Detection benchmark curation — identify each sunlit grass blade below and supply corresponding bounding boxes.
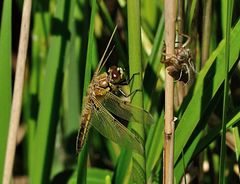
[0,0,12,180]
[219,0,233,183]
[127,0,146,183]
[69,168,113,184]
[221,0,227,36]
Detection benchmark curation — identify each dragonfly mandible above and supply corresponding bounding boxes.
[76,26,154,154]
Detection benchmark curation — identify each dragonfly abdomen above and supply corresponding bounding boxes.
[76,104,92,153]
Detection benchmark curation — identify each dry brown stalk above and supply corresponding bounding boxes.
[163,0,176,183]
[2,0,32,183]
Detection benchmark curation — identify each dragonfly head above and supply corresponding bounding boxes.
[108,66,126,84]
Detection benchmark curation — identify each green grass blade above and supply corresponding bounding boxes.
[221,0,227,36]
[143,20,165,180]
[232,108,240,173]
[219,0,233,183]
[141,0,159,32]
[127,0,146,183]
[77,143,88,183]
[31,0,72,182]
[174,93,221,182]
[175,110,240,182]
[76,0,97,183]
[143,16,165,110]
[69,168,113,184]
[115,150,133,184]
[27,2,50,179]
[87,168,113,184]
[187,0,197,31]
[233,126,240,181]
[82,1,97,97]
[115,1,147,183]
[0,0,12,180]
[146,112,164,179]
[63,26,80,136]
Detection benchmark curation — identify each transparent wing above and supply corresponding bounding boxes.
[90,98,144,154]
[100,92,154,124]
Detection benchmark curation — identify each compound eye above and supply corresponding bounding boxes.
[112,69,120,80]
[108,66,121,83]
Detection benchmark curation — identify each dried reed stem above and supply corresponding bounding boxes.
[163,0,176,183]
[2,0,32,183]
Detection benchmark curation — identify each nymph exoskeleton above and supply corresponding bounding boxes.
[162,33,196,83]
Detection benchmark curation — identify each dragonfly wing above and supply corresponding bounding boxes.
[90,98,144,154]
[100,92,154,124]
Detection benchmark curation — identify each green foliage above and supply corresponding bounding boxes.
[0,0,12,181]
[0,0,240,183]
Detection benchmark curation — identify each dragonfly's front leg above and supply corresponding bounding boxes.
[119,72,142,101]
[120,72,140,86]
[118,88,142,101]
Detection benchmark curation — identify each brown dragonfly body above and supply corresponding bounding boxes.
[77,67,124,151]
[76,27,153,154]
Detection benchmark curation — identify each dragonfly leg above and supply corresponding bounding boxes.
[120,72,140,86]
[128,72,140,84]
[119,89,142,100]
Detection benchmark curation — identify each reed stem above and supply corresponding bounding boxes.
[163,0,176,183]
[3,0,32,183]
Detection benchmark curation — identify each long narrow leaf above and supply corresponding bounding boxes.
[0,0,12,180]
[76,0,97,183]
[31,0,72,182]
[219,0,233,183]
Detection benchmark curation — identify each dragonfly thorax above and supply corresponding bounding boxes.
[89,66,127,97]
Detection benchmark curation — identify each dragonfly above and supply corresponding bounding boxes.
[76,26,154,154]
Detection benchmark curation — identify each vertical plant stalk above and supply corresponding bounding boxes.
[219,0,233,183]
[176,0,185,106]
[77,0,97,183]
[127,0,146,183]
[163,0,176,183]
[201,0,212,66]
[2,0,32,183]
[0,0,12,180]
